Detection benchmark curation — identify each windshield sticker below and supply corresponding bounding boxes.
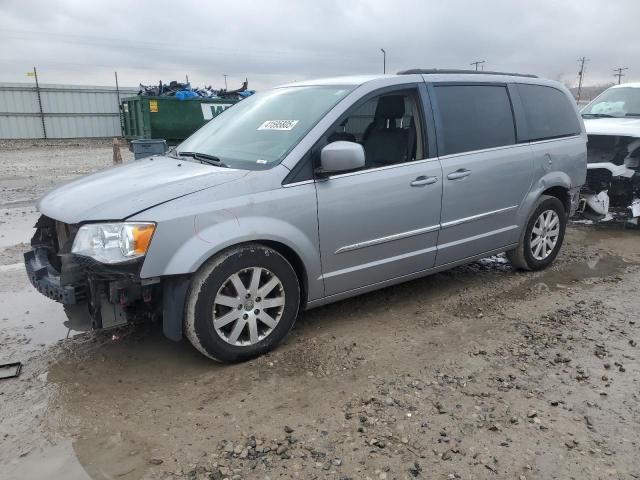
[256,159,268,164]
[258,120,299,131]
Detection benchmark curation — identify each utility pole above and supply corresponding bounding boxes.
[114,71,124,137]
[30,66,47,139]
[613,67,628,85]
[380,48,386,74]
[576,56,589,103]
[470,60,485,71]
[223,74,228,90]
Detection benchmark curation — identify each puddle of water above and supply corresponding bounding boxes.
[520,254,629,293]
[570,225,640,260]
[2,441,91,480]
[73,431,152,480]
[0,271,70,364]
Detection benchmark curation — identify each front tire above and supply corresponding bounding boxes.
[185,244,300,363]
[507,195,567,271]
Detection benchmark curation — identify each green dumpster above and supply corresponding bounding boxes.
[121,96,238,143]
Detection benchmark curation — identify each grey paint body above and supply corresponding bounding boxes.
[38,73,587,309]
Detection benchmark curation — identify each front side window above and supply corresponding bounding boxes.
[178,86,351,169]
[517,84,581,141]
[582,86,640,118]
[324,89,424,169]
[434,85,516,156]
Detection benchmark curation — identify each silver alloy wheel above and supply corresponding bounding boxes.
[213,267,285,346]
[530,209,560,260]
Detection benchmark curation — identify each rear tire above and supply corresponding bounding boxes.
[185,244,300,363]
[507,195,567,271]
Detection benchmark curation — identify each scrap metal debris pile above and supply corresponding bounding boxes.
[138,79,255,100]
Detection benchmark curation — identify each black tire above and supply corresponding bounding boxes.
[184,244,300,363]
[507,195,567,271]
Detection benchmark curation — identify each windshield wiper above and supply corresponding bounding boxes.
[582,113,617,118]
[177,151,229,168]
[625,113,640,117]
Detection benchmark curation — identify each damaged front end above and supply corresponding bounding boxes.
[24,215,162,331]
[579,134,640,223]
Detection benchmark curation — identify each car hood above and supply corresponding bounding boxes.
[38,156,249,224]
[583,117,640,137]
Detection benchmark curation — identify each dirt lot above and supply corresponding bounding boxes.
[0,141,639,480]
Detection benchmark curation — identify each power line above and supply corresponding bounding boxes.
[613,67,628,85]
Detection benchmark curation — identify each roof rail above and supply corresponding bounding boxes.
[397,69,538,78]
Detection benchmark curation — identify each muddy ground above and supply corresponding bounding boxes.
[0,140,639,480]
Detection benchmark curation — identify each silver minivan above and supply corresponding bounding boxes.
[25,70,587,362]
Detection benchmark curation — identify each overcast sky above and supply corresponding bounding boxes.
[1,0,638,90]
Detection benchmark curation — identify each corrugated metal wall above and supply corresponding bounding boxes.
[0,82,139,139]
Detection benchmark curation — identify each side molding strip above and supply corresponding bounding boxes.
[335,224,440,254]
[440,205,518,229]
[334,205,518,255]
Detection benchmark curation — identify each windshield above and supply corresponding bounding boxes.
[177,86,351,169]
[582,87,640,118]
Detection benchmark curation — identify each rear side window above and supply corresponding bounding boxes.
[517,84,581,141]
[434,85,516,156]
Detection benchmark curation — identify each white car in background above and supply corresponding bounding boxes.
[580,83,640,222]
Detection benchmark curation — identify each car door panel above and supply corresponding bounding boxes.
[436,144,533,264]
[429,82,535,266]
[316,159,442,296]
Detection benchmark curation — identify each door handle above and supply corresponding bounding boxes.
[410,176,438,187]
[447,169,472,180]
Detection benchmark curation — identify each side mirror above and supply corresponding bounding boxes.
[319,141,365,174]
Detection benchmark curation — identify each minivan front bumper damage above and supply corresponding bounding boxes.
[579,134,640,222]
[24,215,186,338]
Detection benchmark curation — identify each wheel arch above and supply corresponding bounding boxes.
[513,172,572,244]
[163,238,311,345]
[255,239,309,311]
[541,185,570,213]
[188,238,311,309]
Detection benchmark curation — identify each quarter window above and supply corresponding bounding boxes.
[434,85,516,156]
[517,84,581,141]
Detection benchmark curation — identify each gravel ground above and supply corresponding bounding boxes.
[0,141,638,480]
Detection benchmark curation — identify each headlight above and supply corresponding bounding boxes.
[71,222,155,264]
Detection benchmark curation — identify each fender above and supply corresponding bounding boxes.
[165,215,315,276]
[128,168,324,300]
[150,215,323,342]
[139,212,323,298]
